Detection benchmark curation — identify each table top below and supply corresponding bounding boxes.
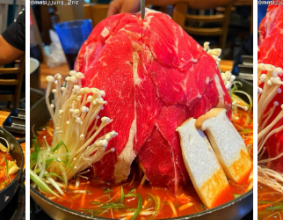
[40,60,234,89]
[40,63,71,90]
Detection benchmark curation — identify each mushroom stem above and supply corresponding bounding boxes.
[258,63,283,192]
[258,107,283,141]
[45,76,56,122]
[33,70,118,188]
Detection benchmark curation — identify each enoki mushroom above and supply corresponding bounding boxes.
[203,42,235,92]
[258,63,283,192]
[31,70,118,196]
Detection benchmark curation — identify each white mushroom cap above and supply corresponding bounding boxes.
[69,70,76,76]
[101,117,111,123]
[75,72,84,79]
[81,106,89,113]
[71,76,78,83]
[46,76,55,82]
[84,87,90,94]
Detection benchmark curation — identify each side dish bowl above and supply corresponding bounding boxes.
[0,127,24,211]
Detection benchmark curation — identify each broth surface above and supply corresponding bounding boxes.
[258,183,283,220]
[34,109,253,219]
[0,151,16,190]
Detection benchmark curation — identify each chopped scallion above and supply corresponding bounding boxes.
[131,194,142,220]
[121,186,124,203]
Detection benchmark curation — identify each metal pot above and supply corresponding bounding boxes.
[30,77,253,219]
[31,186,252,220]
[0,127,24,211]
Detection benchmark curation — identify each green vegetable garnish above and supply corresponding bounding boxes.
[125,193,137,198]
[267,205,283,211]
[104,188,113,193]
[232,194,240,199]
[100,203,127,210]
[43,172,64,182]
[121,186,125,203]
[30,170,59,197]
[240,128,251,133]
[131,194,142,220]
[3,155,8,175]
[148,193,160,219]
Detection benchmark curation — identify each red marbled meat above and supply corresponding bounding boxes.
[75,10,231,191]
[259,5,283,172]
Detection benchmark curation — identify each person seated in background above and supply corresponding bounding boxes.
[0,9,25,109]
[0,8,25,66]
[108,0,235,16]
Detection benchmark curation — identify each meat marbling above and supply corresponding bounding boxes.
[75,9,231,191]
[259,5,283,172]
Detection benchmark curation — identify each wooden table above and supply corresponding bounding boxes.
[40,63,70,90]
[0,110,26,162]
[40,60,234,89]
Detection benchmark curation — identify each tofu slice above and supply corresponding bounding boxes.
[177,118,229,208]
[195,108,252,184]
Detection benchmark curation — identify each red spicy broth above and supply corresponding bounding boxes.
[33,109,253,219]
[0,151,16,190]
[43,172,249,219]
[258,183,283,220]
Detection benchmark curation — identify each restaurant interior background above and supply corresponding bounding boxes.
[30,0,253,93]
[0,0,25,110]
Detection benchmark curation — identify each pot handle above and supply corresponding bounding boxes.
[17,137,25,144]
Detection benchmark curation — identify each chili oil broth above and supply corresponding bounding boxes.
[258,183,283,220]
[0,151,16,190]
[33,109,253,219]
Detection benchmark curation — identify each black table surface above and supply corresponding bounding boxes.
[0,180,25,220]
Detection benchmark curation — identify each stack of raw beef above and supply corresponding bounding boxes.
[75,10,231,191]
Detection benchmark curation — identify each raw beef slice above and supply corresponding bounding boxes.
[75,9,231,191]
[259,5,283,172]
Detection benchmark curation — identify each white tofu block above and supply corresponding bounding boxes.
[195,108,252,184]
[177,118,229,208]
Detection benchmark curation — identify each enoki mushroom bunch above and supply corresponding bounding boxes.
[203,42,235,91]
[258,63,283,192]
[31,71,117,196]
[203,41,222,67]
[204,42,252,112]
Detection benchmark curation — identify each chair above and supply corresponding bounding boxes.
[83,3,152,26]
[0,56,25,109]
[172,3,232,51]
[83,3,109,27]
